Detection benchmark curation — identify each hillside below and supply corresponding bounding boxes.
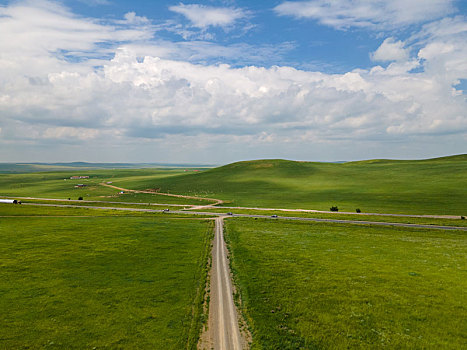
[128,155,467,215]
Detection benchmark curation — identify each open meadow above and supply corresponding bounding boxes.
[201,207,467,227]
[1,156,466,349]
[0,168,211,205]
[0,204,212,349]
[225,218,467,349]
[2,1,466,348]
[2,156,466,215]
[144,155,467,215]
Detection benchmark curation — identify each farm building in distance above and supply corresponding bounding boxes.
[70,176,89,179]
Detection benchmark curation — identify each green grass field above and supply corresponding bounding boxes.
[201,208,467,227]
[2,156,466,215]
[21,199,189,211]
[0,205,212,349]
[0,203,207,218]
[0,168,211,205]
[225,218,467,349]
[1,156,466,349]
[145,155,467,215]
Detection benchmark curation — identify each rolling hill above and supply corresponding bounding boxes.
[127,155,467,215]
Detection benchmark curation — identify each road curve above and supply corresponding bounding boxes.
[203,217,245,350]
[99,183,224,207]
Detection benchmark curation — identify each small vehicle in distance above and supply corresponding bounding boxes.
[227,212,233,215]
[271,214,278,218]
[163,208,170,212]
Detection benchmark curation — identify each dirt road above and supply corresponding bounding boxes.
[97,184,464,219]
[99,183,223,207]
[199,217,248,350]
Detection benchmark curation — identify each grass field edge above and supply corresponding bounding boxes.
[186,220,215,349]
[223,218,258,349]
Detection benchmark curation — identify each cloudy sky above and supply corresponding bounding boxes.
[0,0,466,163]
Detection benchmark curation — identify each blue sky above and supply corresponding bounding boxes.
[61,0,421,70]
[0,0,466,163]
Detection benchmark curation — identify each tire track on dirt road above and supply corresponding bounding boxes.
[199,217,249,350]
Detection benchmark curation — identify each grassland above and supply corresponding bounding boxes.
[0,168,211,205]
[145,155,467,215]
[20,199,188,211]
[0,204,212,349]
[0,203,207,218]
[1,156,466,349]
[201,208,467,227]
[2,156,465,215]
[225,218,467,349]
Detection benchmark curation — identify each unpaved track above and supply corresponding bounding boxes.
[5,192,464,220]
[99,183,223,207]
[7,196,188,207]
[199,217,247,350]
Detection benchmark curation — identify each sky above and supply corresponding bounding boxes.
[0,0,466,164]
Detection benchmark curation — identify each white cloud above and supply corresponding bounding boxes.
[169,3,246,29]
[274,0,456,30]
[0,0,465,162]
[414,16,467,88]
[371,38,410,62]
[122,12,149,25]
[43,127,100,140]
[0,0,155,78]
[2,47,465,143]
[119,40,296,67]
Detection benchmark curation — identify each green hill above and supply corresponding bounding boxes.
[132,155,467,215]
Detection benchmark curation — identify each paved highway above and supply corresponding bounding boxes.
[20,203,467,231]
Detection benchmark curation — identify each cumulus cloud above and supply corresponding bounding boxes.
[274,0,456,30]
[2,47,465,143]
[169,3,246,29]
[0,0,465,162]
[371,38,410,62]
[121,12,150,25]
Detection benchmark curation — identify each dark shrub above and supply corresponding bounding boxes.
[462,216,465,220]
[78,197,83,200]
[330,206,338,212]
[356,208,361,213]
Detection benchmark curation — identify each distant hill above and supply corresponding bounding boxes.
[137,154,467,215]
[0,162,215,173]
